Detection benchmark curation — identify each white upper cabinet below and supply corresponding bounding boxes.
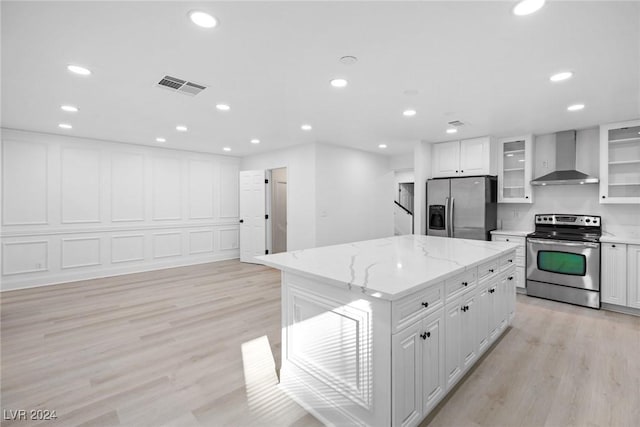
[497,135,533,203]
[600,119,640,204]
[432,141,460,177]
[432,137,491,178]
[459,137,491,176]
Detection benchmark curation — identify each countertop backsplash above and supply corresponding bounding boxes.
[497,184,640,235]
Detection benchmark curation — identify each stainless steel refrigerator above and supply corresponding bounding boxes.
[426,176,497,241]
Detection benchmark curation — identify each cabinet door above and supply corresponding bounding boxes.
[421,309,445,414]
[392,321,423,427]
[444,300,462,389]
[432,141,460,178]
[601,243,628,305]
[498,135,533,203]
[459,137,490,176]
[476,283,491,354]
[487,280,500,342]
[460,293,477,371]
[627,245,640,309]
[505,270,516,322]
[600,120,640,204]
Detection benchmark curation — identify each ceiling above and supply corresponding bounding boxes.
[2,1,639,157]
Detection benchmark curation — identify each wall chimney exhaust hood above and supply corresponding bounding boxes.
[530,130,599,186]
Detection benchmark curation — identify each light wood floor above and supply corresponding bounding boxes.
[1,260,639,427]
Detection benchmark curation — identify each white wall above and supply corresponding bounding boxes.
[1,129,240,290]
[498,128,640,234]
[240,144,317,250]
[315,144,394,246]
[413,141,431,234]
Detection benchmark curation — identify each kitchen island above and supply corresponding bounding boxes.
[257,235,517,427]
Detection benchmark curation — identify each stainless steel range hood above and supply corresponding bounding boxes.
[530,130,599,186]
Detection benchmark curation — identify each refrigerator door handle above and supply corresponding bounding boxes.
[450,197,455,237]
[445,197,450,237]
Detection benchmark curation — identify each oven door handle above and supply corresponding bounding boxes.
[527,238,599,249]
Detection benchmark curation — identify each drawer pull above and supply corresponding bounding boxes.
[462,281,468,287]
[489,289,495,294]
[421,301,429,308]
[489,269,495,273]
[420,332,430,340]
[506,238,510,242]
[508,259,513,263]
[508,276,514,280]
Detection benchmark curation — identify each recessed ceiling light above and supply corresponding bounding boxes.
[513,0,546,16]
[403,109,417,117]
[156,137,166,143]
[330,78,348,88]
[216,104,230,111]
[550,71,573,82]
[189,11,218,28]
[301,124,312,131]
[60,105,78,112]
[223,147,231,152]
[446,128,458,134]
[67,65,91,76]
[58,123,72,129]
[567,104,585,111]
[250,139,260,144]
[518,159,525,162]
[378,144,387,149]
[176,125,188,131]
[506,153,514,157]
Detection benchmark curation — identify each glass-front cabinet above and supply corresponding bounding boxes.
[497,135,533,203]
[600,119,640,204]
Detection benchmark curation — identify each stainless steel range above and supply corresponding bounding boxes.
[526,214,601,309]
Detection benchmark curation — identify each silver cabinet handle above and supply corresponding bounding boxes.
[450,197,455,237]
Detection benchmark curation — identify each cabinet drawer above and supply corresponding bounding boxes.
[478,259,499,282]
[392,283,444,333]
[445,269,477,301]
[492,235,526,258]
[499,252,517,271]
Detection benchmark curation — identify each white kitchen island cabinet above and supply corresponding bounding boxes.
[258,235,517,427]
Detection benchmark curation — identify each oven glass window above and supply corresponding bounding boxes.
[537,251,586,276]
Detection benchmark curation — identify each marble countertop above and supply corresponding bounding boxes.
[600,231,640,245]
[257,235,517,301]
[490,230,531,237]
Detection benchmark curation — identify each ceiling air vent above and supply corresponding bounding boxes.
[448,120,465,127]
[157,75,207,96]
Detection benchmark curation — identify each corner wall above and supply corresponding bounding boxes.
[315,143,394,247]
[1,129,240,291]
[240,144,317,250]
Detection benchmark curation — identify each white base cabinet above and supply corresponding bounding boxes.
[601,243,640,311]
[278,250,517,427]
[491,233,525,290]
[627,245,640,309]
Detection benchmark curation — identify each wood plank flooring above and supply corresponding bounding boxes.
[1,260,639,426]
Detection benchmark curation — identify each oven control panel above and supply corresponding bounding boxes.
[535,214,600,227]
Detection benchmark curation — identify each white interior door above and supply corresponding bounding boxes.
[240,170,266,263]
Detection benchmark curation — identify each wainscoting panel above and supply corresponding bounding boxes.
[111,234,145,263]
[219,163,239,218]
[152,156,182,221]
[189,230,215,255]
[61,147,101,224]
[2,140,48,225]
[61,237,101,269]
[219,228,240,251]
[153,232,182,259]
[111,152,145,222]
[188,159,215,220]
[2,241,49,275]
[0,129,241,291]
